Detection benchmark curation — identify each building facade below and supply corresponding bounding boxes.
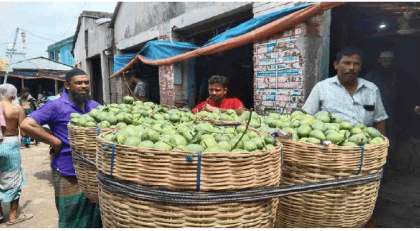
[47,36,75,66]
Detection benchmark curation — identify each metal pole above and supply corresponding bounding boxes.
[3,27,19,84]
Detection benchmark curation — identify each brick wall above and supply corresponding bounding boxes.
[158,33,184,106]
[253,24,305,114]
[253,2,327,115]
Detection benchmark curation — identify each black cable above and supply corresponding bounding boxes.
[96,171,382,205]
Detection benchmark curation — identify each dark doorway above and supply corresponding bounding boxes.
[330,3,420,141]
[90,57,103,103]
[330,3,420,228]
[183,9,254,109]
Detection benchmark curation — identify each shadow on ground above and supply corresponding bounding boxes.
[33,170,54,186]
[372,164,420,228]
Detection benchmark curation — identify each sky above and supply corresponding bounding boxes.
[0,1,117,62]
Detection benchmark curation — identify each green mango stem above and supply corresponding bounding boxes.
[232,110,252,150]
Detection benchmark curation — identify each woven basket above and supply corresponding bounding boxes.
[96,132,282,228]
[68,123,120,204]
[275,138,389,228]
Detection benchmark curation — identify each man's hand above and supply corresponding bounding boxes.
[51,137,62,155]
[203,103,217,112]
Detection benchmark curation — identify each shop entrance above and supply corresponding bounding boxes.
[330,3,420,143]
[182,9,254,109]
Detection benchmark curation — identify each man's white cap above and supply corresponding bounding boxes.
[379,51,394,58]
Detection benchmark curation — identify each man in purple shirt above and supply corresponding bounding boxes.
[21,68,102,228]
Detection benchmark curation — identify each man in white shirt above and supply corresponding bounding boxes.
[302,46,388,135]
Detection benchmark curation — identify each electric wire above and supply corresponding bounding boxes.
[61,2,87,38]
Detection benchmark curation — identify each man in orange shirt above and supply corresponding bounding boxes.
[192,75,246,115]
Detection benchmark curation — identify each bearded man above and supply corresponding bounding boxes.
[20,68,102,228]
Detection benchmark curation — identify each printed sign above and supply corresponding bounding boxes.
[277,69,302,76]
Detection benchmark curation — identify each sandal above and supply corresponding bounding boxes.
[7,213,33,226]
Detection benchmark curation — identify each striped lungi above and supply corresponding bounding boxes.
[0,136,26,203]
[50,166,102,228]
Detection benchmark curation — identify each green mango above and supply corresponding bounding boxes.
[340,122,353,131]
[186,144,205,152]
[326,132,345,144]
[123,96,134,104]
[366,127,382,138]
[154,141,173,151]
[309,130,326,141]
[218,141,232,152]
[297,125,312,138]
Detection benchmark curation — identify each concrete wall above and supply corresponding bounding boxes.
[73,16,114,103]
[113,2,250,51]
[252,2,331,114]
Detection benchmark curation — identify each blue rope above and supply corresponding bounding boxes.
[185,152,202,192]
[110,143,116,177]
[196,152,202,192]
[97,127,101,136]
[358,145,365,174]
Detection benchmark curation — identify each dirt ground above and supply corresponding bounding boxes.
[1,141,419,228]
[0,143,58,228]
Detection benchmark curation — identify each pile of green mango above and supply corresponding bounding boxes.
[69,96,196,128]
[195,110,384,146]
[69,96,276,153]
[244,110,383,146]
[102,120,276,153]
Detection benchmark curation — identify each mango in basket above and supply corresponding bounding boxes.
[265,144,274,150]
[124,137,141,147]
[350,127,363,136]
[70,113,81,119]
[85,121,97,127]
[186,144,205,152]
[244,141,257,152]
[88,109,99,120]
[264,136,275,145]
[340,121,354,131]
[204,146,224,153]
[230,138,244,149]
[366,127,382,138]
[342,140,358,146]
[306,137,321,144]
[368,137,384,145]
[297,124,312,137]
[170,134,188,147]
[348,133,369,145]
[70,118,79,126]
[123,96,134,105]
[218,141,232,152]
[324,129,337,136]
[154,141,172,151]
[309,130,326,141]
[326,132,345,145]
[311,122,326,132]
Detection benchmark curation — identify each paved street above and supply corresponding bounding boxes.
[0,143,58,228]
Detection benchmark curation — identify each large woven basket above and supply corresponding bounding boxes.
[275,138,389,228]
[96,132,282,228]
[68,123,120,204]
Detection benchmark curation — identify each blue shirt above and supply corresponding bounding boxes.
[29,90,100,176]
[302,76,388,126]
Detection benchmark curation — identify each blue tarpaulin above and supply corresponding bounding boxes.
[136,3,313,62]
[114,53,137,75]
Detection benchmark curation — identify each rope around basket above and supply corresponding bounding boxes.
[71,148,96,167]
[96,171,382,205]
